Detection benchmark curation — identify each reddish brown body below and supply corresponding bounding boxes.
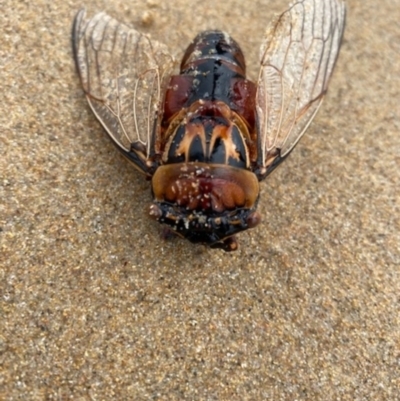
[149,31,261,250]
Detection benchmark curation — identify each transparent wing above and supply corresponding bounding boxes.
[72,10,175,174]
[255,0,346,178]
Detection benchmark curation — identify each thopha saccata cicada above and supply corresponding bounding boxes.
[72,0,346,251]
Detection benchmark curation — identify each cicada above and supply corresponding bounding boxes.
[72,0,346,251]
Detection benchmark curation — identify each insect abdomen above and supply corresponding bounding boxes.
[162,30,257,129]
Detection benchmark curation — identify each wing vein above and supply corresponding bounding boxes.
[255,0,345,178]
[72,10,175,175]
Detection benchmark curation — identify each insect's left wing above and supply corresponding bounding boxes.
[255,0,346,179]
[72,10,175,175]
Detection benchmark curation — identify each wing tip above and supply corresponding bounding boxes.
[71,9,86,69]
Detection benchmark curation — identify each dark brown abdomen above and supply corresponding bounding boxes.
[162,30,257,131]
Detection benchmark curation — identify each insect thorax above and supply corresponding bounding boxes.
[162,100,251,169]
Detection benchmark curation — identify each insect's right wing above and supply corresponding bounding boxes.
[255,0,346,179]
[72,10,175,175]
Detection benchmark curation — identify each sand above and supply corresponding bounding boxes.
[1,0,399,399]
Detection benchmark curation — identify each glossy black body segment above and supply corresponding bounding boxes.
[153,203,258,251]
[179,31,246,105]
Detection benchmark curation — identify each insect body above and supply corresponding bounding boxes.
[150,31,261,250]
[72,0,346,251]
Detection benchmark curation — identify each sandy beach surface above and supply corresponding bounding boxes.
[1,0,399,399]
